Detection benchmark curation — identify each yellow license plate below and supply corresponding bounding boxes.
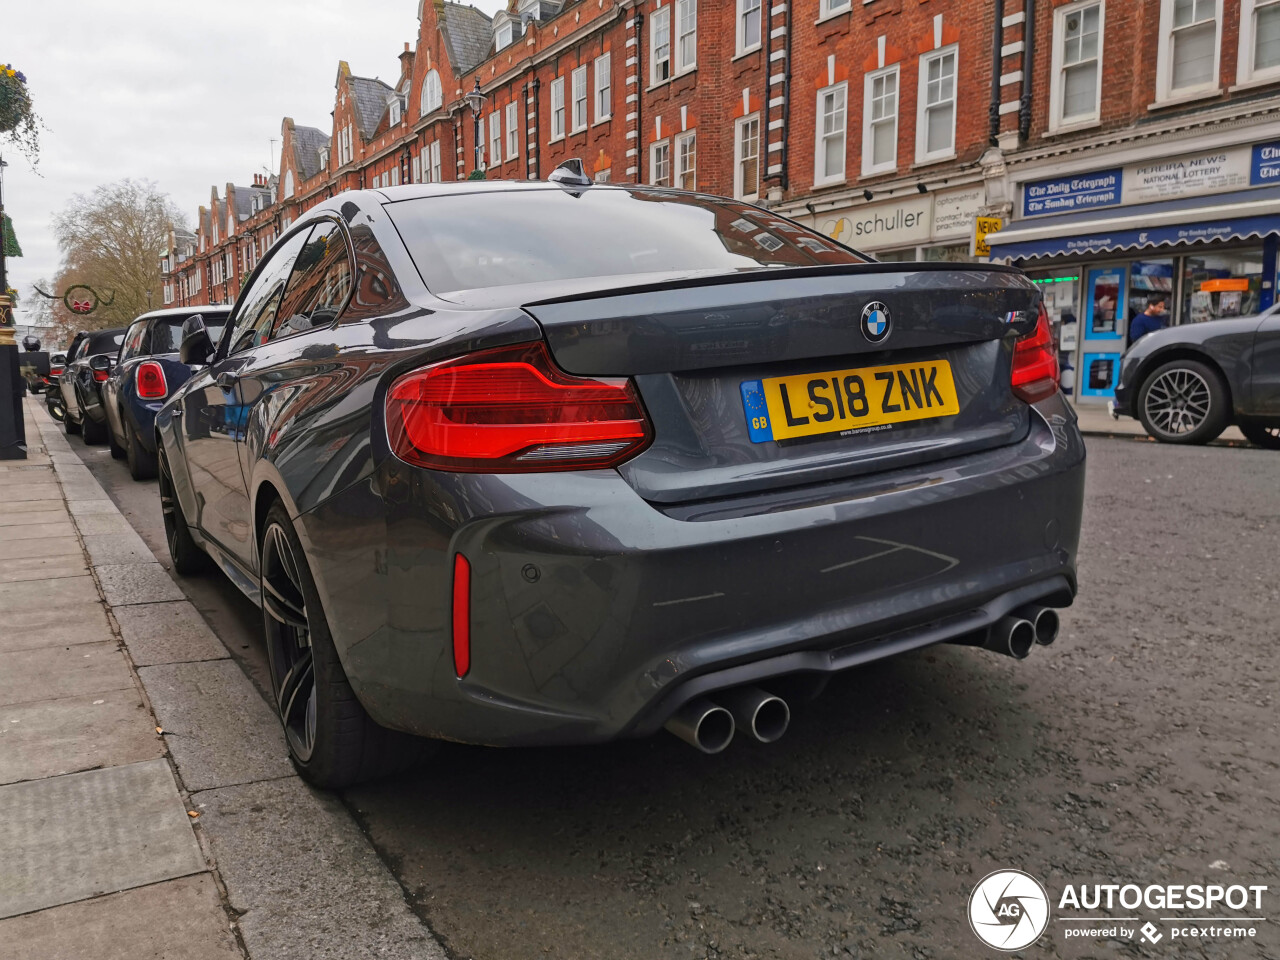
[740,359,959,443]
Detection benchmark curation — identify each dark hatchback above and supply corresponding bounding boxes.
[1111,304,1280,448]
[156,176,1085,787]
[102,306,230,479]
[59,327,127,442]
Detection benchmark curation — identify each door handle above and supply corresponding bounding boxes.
[216,371,239,390]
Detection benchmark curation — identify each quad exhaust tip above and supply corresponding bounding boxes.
[664,698,735,754]
[1025,605,1061,646]
[985,615,1037,660]
[716,686,790,744]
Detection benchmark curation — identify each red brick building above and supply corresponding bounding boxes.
[166,0,1280,410]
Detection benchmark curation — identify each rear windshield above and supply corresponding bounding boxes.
[150,316,226,354]
[385,188,866,295]
[87,331,125,355]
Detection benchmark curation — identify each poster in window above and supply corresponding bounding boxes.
[1085,267,1124,339]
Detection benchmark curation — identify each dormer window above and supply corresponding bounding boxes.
[390,96,403,126]
[494,11,521,50]
[496,20,513,50]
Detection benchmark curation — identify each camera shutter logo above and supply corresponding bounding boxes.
[861,302,892,343]
[967,869,1051,951]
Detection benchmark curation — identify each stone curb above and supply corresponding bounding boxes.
[27,404,446,960]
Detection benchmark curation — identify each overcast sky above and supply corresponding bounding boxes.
[4,0,505,327]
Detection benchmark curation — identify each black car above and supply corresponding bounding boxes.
[1111,304,1280,448]
[102,307,231,479]
[157,171,1085,788]
[59,327,126,442]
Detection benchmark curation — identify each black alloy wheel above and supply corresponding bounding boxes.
[158,448,209,575]
[1137,359,1229,445]
[1239,422,1280,450]
[258,501,429,789]
[261,515,318,765]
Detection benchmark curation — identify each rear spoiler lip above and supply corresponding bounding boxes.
[521,261,1032,310]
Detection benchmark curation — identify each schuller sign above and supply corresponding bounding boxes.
[1021,139,1280,217]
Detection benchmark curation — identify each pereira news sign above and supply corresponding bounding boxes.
[1021,140,1280,218]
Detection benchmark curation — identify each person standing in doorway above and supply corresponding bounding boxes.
[1128,294,1170,344]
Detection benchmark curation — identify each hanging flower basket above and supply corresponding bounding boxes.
[0,64,39,159]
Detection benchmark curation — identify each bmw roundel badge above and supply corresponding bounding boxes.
[861,301,892,343]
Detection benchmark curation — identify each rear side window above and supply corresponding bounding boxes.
[87,331,124,356]
[270,221,353,340]
[120,322,147,361]
[385,188,867,295]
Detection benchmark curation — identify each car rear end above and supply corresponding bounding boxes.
[122,311,228,452]
[338,185,1084,749]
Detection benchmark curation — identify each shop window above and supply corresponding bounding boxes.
[1182,251,1263,322]
[1237,0,1280,84]
[874,249,915,263]
[1051,2,1104,129]
[921,244,971,263]
[1157,0,1220,101]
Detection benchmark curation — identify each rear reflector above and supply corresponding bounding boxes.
[452,553,471,678]
[93,369,109,382]
[1011,303,1059,403]
[136,361,168,399]
[386,342,651,472]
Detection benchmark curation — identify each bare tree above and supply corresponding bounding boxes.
[52,179,185,331]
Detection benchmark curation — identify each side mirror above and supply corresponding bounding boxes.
[180,314,214,366]
[89,354,111,373]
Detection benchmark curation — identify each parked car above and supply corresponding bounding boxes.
[45,344,76,422]
[59,328,126,442]
[1110,303,1280,448]
[156,172,1085,788]
[102,306,231,479]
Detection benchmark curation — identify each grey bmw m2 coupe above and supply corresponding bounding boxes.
[156,164,1084,787]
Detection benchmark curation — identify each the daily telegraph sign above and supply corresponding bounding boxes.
[1021,140,1280,218]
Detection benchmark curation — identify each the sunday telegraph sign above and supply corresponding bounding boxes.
[1021,140,1280,218]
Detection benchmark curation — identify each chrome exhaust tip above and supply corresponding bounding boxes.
[664,698,736,754]
[1017,605,1061,646]
[985,616,1037,660]
[716,686,790,744]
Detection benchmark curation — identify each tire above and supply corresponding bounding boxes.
[1136,359,1229,445]
[47,398,66,423]
[260,501,428,789]
[158,447,210,575]
[107,415,127,460]
[64,409,81,435]
[82,413,107,444]
[124,417,158,480]
[1239,422,1280,450]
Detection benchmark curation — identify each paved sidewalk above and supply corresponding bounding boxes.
[1070,400,1248,445]
[0,398,444,960]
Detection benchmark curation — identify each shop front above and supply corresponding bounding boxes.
[987,140,1280,404]
[802,183,986,262]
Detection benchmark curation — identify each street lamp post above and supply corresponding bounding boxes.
[464,79,487,176]
[0,154,26,459]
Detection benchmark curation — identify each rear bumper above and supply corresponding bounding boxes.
[303,392,1085,747]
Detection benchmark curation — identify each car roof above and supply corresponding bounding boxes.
[133,306,231,322]
[369,180,700,203]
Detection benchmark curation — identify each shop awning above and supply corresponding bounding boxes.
[986,186,1280,261]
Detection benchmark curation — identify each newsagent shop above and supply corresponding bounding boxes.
[987,139,1280,404]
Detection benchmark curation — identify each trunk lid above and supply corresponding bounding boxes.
[520,264,1042,504]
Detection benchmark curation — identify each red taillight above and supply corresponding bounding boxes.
[93,368,109,382]
[135,361,168,399]
[1011,303,1060,403]
[386,342,651,472]
[452,553,471,677]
